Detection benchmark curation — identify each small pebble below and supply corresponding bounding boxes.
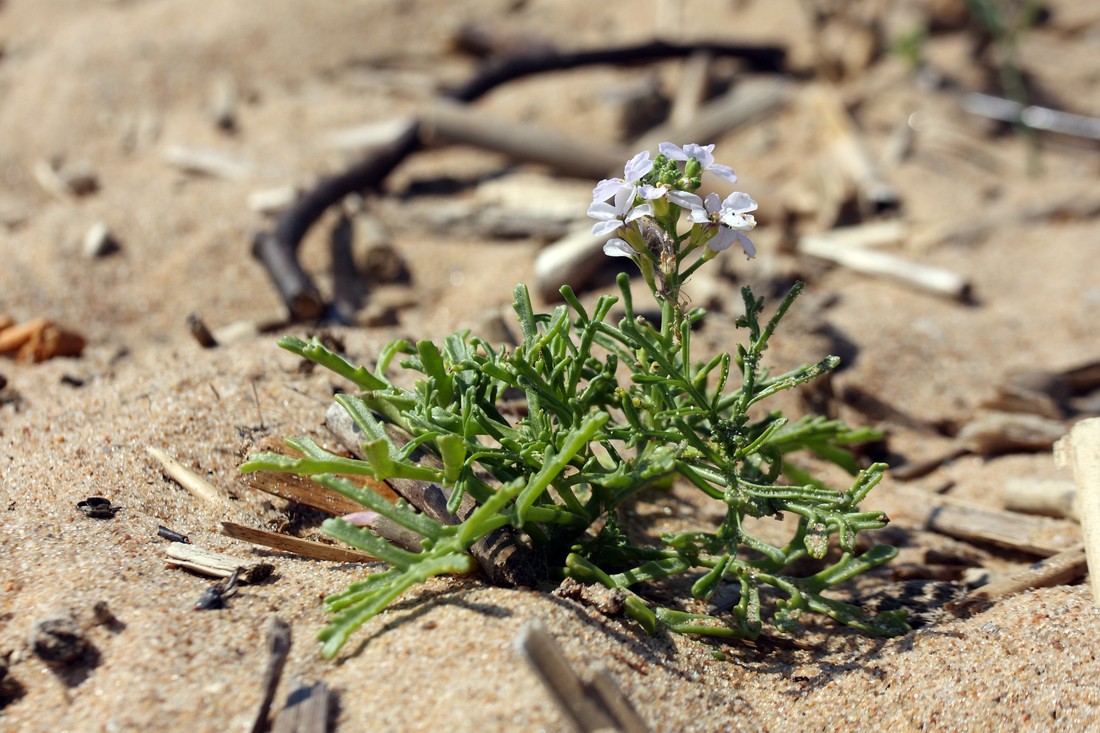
[76,497,118,519]
[83,222,120,258]
[29,616,87,665]
[90,600,118,628]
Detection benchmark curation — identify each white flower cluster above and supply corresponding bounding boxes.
[587,142,757,260]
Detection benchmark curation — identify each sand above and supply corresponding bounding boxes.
[2,1,1100,731]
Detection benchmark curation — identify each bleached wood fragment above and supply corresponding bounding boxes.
[516,621,649,733]
[806,84,900,214]
[420,100,623,179]
[889,485,1079,556]
[271,679,330,733]
[1003,477,1078,520]
[165,542,273,583]
[957,544,1088,606]
[636,77,791,154]
[668,51,712,129]
[798,234,971,300]
[958,411,1066,455]
[248,186,299,215]
[533,227,607,300]
[162,144,251,180]
[249,618,292,733]
[798,220,907,251]
[325,117,419,152]
[1055,418,1100,603]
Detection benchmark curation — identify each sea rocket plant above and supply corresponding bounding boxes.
[244,141,905,658]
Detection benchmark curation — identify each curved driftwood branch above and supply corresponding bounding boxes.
[252,38,786,320]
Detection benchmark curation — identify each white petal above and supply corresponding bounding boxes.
[624,203,653,222]
[707,163,738,183]
[658,142,686,160]
[587,200,617,220]
[592,219,625,237]
[734,231,756,259]
[721,192,757,214]
[682,143,715,167]
[720,214,753,231]
[592,178,623,201]
[706,228,736,252]
[624,151,653,182]
[703,192,722,213]
[667,190,703,210]
[611,185,637,215]
[603,238,636,257]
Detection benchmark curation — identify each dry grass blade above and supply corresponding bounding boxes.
[148,446,236,512]
[219,521,378,564]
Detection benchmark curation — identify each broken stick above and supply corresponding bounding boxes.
[516,621,649,733]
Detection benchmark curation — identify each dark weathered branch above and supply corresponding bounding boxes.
[446,39,785,101]
[252,39,787,319]
[253,121,419,320]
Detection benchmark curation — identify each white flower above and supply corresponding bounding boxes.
[659,142,738,183]
[689,191,758,258]
[592,151,653,202]
[587,185,652,237]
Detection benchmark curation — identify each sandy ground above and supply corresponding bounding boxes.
[2,1,1100,731]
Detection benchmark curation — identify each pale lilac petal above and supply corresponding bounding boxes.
[341,511,380,526]
[667,190,703,210]
[721,212,756,231]
[624,202,653,222]
[658,142,686,160]
[592,219,625,237]
[733,231,756,258]
[689,207,710,225]
[688,192,721,223]
[612,186,634,209]
[706,228,737,252]
[588,186,649,235]
[638,184,666,200]
[623,151,653,182]
[587,199,617,220]
[592,178,622,201]
[722,192,757,215]
[603,238,636,257]
[707,163,737,183]
[680,143,716,166]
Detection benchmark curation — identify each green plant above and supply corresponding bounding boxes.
[241,143,908,658]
